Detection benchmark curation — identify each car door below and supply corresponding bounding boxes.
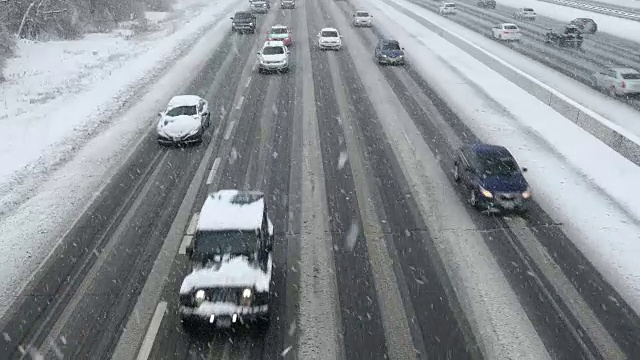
[460,148,477,188]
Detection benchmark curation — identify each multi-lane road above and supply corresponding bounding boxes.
[406,0,640,107]
[1,0,640,359]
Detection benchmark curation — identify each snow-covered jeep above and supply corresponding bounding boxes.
[180,189,274,330]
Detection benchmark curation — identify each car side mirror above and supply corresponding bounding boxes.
[257,51,261,55]
[401,47,405,50]
[266,242,273,252]
[158,112,162,116]
[230,17,234,19]
[186,245,193,257]
[522,167,528,172]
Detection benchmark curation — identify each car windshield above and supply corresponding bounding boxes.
[478,154,519,176]
[356,12,369,17]
[194,230,258,257]
[235,12,252,18]
[445,4,455,7]
[263,46,285,55]
[270,28,288,34]
[166,105,197,116]
[621,73,640,80]
[504,25,518,30]
[382,42,401,50]
[321,31,338,37]
[524,8,534,11]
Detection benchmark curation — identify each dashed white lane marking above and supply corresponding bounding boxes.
[245,76,252,88]
[178,235,193,255]
[186,212,199,235]
[224,120,236,140]
[235,95,245,110]
[206,157,221,185]
[136,301,167,360]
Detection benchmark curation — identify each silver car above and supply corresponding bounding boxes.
[591,67,640,96]
[156,95,210,145]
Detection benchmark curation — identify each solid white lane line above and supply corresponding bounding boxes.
[178,235,193,255]
[245,76,252,88]
[224,120,235,140]
[206,157,221,185]
[235,95,245,110]
[186,212,199,235]
[136,301,167,360]
[213,126,220,139]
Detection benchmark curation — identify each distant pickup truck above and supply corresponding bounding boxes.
[544,25,583,49]
[231,11,256,33]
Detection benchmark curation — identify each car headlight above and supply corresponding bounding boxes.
[479,186,493,198]
[522,189,531,199]
[249,22,253,26]
[195,289,206,304]
[381,54,388,58]
[242,288,252,298]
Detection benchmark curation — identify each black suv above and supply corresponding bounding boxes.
[570,18,597,34]
[231,11,256,33]
[453,144,531,213]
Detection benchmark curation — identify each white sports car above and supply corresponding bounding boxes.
[157,95,210,145]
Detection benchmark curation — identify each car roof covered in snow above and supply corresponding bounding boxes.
[320,27,339,33]
[500,23,518,27]
[271,24,289,29]
[167,95,202,108]
[197,190,265,232]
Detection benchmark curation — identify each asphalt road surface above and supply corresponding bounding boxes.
[1,0,640,359]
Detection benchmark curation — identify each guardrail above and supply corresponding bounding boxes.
[537,0,640,22]
[388,1,640,166]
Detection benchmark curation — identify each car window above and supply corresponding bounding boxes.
[356,12,369,17]
[271,28,288,34]
[621,73,640,80]
[477,154,519,176]
[382,42,401,50]
[505,25,518,30]
[524,8,534,11]
[235,12,252,18]
[263,46,285,55]
[197,101,203,113]
[194,230,258,257]
[321,31,339,37]
[166,105,197,116]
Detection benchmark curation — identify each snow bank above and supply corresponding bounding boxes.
[363,0,640,314]
[593,0,640,9]
[499,0,640,42]
[0,0,245,317]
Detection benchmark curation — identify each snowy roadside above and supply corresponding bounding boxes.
[498,0,640,42]
[362,0,640,315]
[0,0,245,317]
[0,0,234,219]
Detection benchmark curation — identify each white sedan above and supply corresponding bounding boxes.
[514,7,536,20]
[157,95,210,145]
[439,3,457,15]
[352,11,373,27]
[492,23,522,41]
[318,27,342,50]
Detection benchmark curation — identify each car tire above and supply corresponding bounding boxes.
[609,86,618,97]
[453,163,461,182]
[469,189,479,208]
[206,113,211,127]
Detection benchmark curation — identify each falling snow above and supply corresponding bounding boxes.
[338,151,348,170]
[281,346,292,357]
[346,221,360,251]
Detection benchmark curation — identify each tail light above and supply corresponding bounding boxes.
[621,81,626,89]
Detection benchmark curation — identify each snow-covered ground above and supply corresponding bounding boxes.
[362,0,640,315]
[0,0,245,316]
[582,0,640,10]
[499,0,640,42]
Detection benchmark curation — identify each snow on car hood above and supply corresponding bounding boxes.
[180,255,272,294]
[260,54,287,62]
[158,115,200,136]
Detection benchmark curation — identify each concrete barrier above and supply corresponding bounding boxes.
[383,0,640,167]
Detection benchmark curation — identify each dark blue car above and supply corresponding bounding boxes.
[453,144,531,213]
[374,39,405,65]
